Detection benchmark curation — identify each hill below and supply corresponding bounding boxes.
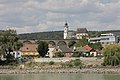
[19,30,120,40]
[19,31,64,40]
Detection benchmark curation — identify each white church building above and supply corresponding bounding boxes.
[63,22,89,39]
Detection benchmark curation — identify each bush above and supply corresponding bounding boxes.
[61,63,67,68]
[22,55,39,58]
[72,51,81,57]
[55,52,64,57]
[66,63,73,68]
[73,59,82,67]
[49,61,54,65]
[27,62,33,67]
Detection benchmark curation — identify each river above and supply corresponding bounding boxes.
[0,73,120,80]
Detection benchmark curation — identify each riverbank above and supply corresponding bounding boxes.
[0,67,120,74]
[0,58,119,74]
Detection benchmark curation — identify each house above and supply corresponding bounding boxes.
[47,44,73,58]
[20,43,39,57]
[47,44,56,58]
[74,47,89,57]
[75,47,89,52]
[48,45,73,58]
[59,45,73,57]
[83,45,97,57]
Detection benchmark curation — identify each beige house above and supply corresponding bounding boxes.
[20,43,39,57]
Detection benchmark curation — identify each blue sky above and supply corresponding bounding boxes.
[0,0,120,34]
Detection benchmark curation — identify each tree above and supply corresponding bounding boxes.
[37,41,49,57]
[102,45,120,66]
[0,29,22,61]
[88,42,103,50]
[75,37,89,47]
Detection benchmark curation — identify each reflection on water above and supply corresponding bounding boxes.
[0,73,120,80]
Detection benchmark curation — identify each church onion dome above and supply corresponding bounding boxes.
[65,22,68,26]
[64,22,69,28]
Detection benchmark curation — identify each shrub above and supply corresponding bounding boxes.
[49,61,54,65]
[66,63,73,68]
[72,51,81,57]
[27,62,33,67]
[55,52,64,57]
[73,59,82,66]
[61,63,66,68]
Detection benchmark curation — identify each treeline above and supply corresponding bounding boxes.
[89,30,120,37]
[19,31,64,40]
[19,30,120,40]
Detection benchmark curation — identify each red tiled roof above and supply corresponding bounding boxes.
[83,45,93,51]
[76,47,89,52]
[20,44,38,52]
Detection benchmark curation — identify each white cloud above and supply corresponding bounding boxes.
[46,12,66,19]
[0,0,120,33]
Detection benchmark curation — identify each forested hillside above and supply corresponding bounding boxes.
[19,31,64,40]
[19,30,120,40]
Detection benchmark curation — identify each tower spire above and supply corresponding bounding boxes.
[65,20,68,26]
[64,21,69,39]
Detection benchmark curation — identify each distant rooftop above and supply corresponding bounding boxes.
[76,28,88,33]
[59,45,72,53]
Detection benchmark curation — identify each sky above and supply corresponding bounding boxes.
[0,0,120,34]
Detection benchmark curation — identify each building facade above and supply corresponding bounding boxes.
[89,33,117,44]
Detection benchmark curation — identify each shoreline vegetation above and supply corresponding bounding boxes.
[1,66,120,74]
[1,61,120,74]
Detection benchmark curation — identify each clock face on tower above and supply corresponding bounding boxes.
[64,28,67,32]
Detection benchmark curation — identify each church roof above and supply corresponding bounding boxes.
[76,28,88,33]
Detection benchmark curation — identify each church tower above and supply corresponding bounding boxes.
[64,22,69,39]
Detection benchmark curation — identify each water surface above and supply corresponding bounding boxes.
[0,73,120,80]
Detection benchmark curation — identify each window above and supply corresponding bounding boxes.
[101,38,109,40]
[56,49,58,51]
